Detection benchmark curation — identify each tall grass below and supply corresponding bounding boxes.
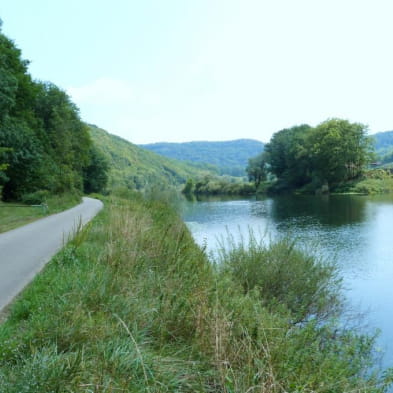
[0,194,391,392]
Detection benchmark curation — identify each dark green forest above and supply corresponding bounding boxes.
[0,22,108,201]
[140,139,264,176]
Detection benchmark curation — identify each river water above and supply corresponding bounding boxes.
[181,194,393,368]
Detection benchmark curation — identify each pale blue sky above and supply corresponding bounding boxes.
[1,1,393,143]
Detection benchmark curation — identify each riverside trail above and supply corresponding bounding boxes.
[0,197,103,312]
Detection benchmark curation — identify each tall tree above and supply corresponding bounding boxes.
[0,117,46,200]
[309,119,373,185]
[264,124,312,188]
[83,145,109,193]
[0,24,93,200]
[246,151,269,187]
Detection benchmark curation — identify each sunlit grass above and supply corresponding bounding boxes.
[0,193,391,392]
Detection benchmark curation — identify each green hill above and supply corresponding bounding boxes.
[89,125,210,190]
[371,130,393,165]
[373,130,393,152]
[139,139,264,176]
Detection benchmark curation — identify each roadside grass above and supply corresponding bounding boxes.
[0,193,81,233]
[0,194,391,392]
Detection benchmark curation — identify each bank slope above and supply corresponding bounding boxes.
[0,195,389,392]
[89,125,210,190]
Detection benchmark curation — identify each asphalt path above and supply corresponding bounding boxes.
[0,197,103,312]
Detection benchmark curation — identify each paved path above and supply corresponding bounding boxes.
[0,197,103,312]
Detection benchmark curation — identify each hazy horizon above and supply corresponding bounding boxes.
[1,1,393,144]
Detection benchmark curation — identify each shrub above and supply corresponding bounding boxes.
[218,232,342,325]
[21,190,49,205]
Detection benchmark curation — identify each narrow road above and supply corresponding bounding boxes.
[0,197,103,312]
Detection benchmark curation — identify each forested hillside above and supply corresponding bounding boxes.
[140,139,264,176]
[373,130,393,151]
[0,23,107,200]
[372,130,393,165]
[89,125,211,190]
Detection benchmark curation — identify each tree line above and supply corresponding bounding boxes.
[247,119,374,193]
[0,21,108,201]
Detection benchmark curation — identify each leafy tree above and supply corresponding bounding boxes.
[309,119,373,185]
[83,145,109,193]
[264,124,312,188]
[248,119,373,192]
[246,151,269,187]
[0,25,93,200]
[0,147,10,189]
[0,22,22,120]
[0,117,46,200]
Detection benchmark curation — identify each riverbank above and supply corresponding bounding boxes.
[255,169,393,196]
[182,175,255,198]
[0,192,391,392]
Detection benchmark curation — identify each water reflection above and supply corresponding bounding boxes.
[266,195,368,227]
[182,194,393,369]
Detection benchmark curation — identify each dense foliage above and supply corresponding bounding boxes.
[0,25,107,200]
[182,174,255,197]
[89,125,212,191]
[248,119,374,193]
[140,139,264,176]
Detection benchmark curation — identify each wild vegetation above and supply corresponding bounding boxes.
[0,193,391,392]
[140,139,264,176]
[90,125,212,192]
[0,24,108,202]
[245,119,393,194]
[2,18,393,392]
[182,175,255,197]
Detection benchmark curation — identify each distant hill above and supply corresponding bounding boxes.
[371,130,393,165]
[89,125,210,190]
[139,139,264,176]
[372,130,393,152]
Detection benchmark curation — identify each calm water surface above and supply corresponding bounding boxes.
[182,194,393,368]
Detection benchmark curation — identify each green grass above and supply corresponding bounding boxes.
[0,193,81,233]
[0,193,391,392]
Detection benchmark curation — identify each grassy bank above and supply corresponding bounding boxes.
[0,193,82,233]
[0,193,391,392]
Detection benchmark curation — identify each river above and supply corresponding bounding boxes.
[181,194,393,369]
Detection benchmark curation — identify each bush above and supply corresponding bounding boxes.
[21,190,49,205]
[352,170,393,194]
[218,232,342,325]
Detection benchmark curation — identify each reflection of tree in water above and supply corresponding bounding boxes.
[266,195,367,227]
